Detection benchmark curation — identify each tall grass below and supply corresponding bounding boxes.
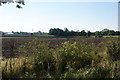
[2,38,120,78]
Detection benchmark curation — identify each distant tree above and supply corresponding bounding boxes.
[80,30,87,36]
[63,28,70,36]
[75,30,80,36]
[90,32,95,36]
[37,31,42,35]
[101,28,119,36]
[101,28,109,36]
[95,31,103,37]
[49,28,119,37]
[1,31,5,35]
[108,30,115,35]
[49,28,64,36]
[115,31,120,35]
[31,33,33,36]
[12,31,14,34]
[86,31,91,36]
[70,30,76,36]
[64,28,69,32]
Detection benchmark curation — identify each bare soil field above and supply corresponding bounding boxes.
[2,37,119,58]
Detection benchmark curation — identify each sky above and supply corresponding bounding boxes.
[0,0,119,32]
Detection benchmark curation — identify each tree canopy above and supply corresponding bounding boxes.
[49,28,120,37]
[0,0,25,8]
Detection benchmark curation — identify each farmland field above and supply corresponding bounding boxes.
[2,37,118,58]
[1,1,120,79]
[1,36,120,79]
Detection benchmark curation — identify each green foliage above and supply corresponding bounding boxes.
[18,38,55,77]
[18,38,49,57]
[61,65,111,78]
[49,28,64,36]
[2,38,120,78]
[86,66,111,78]
[49,28,120,37]
[54,41,95,77]
[106,40,120,61]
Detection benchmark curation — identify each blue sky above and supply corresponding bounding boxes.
[0,1,118,32]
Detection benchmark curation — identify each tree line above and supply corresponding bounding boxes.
[49,28,120,37]
[1,28,120,37]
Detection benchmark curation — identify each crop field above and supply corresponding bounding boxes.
[1,37,120,79]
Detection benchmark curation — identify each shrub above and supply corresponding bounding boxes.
[87,66,111,78]
[61,66,111,78]
[3,38,118,78]
[106,40,120,78]
[106,40,120,61]
[54,41,96,76]
[18,38,55,77]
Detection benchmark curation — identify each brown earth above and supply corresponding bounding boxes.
[2,37,119,58]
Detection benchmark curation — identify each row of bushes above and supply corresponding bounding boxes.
[2,38,120,78]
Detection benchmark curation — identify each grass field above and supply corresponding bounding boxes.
[1,35,120,39]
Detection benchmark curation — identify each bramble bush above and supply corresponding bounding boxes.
[55,41,95,71]
[106,39,120,78]
[106,40,120,61]
[18,38,55,78]
[2,38,120,78]
[61,66,111,78]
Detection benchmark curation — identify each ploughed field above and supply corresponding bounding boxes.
[2,37,118,58]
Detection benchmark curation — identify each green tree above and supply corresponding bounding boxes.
[80,30,86,36]
[49,28,64,36]
[108,30,115,35]
[86,31,91,36]
[0,0,25,8]
[95,31,103,37]
[64,28,69,32]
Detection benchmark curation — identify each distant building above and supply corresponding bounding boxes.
[4,32,14,35]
